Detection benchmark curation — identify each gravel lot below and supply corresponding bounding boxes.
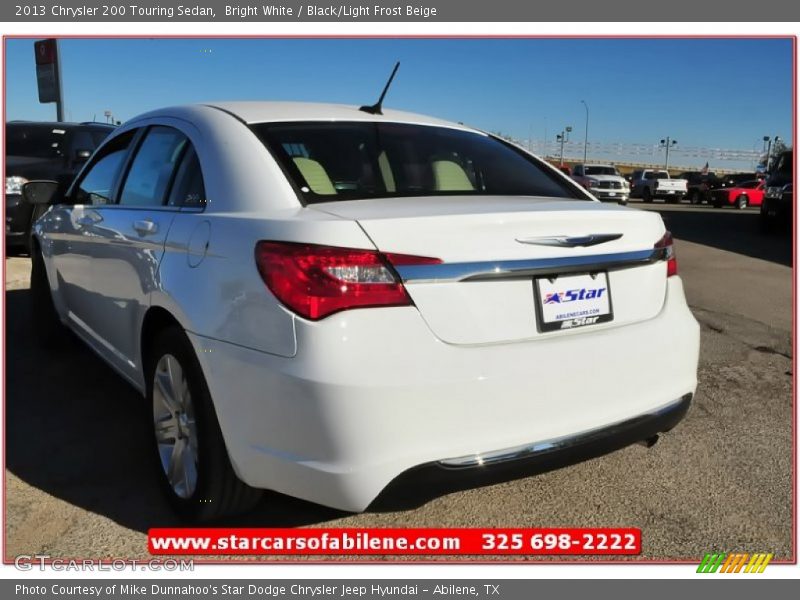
[3,201,793,562]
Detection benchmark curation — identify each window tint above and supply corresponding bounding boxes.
[585,166,618,176]
[6,124,68,159]
[74,131,135,206]
[71,130,97,153]
[91,130,112,147]
[119,126,188,207]
[252,122,585,203]
[168,147,206,208]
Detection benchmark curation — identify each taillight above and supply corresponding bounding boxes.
[654,231,678,277]
[255,241,441,320]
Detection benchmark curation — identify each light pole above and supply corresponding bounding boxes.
[763,135,772,171]
[659,137,678,171]
[581,100,589,164]
[556,126,572,165]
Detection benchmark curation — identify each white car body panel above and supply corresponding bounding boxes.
[32,101,700,513]
[191,277,697,512]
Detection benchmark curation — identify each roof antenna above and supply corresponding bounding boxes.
[359,61,400,115]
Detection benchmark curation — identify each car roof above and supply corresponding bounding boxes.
[197,101,475,131]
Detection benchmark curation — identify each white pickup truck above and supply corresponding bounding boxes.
[571,164,630,205]
[630,169,687,203]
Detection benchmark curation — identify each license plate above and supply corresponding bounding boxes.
[535,273,613,332]
[608,192,616,197]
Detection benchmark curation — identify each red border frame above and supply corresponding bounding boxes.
[1,34,796,567]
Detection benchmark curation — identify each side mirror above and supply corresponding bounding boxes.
[74,149,92,161]
[21,180,60,206]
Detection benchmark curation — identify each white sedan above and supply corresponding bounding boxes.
[25,102,700,521]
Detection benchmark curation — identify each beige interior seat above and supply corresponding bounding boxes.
[378,151,396,193]
[432,160,474,191]
[292,157,336,195]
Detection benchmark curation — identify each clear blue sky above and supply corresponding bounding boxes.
[5,38,793,169]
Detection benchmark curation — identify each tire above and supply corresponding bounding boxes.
[760,213,775,234]
[736,194,748,210]
[690,190,701,205]
[642,187,652,203]
[147,326,262,522]
[30,246,67,349]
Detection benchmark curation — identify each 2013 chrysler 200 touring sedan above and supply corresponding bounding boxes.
[25,102,700,521]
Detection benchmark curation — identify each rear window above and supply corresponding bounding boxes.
[6,124,68,159]
[584,166,618,176]
[251,122,585,203]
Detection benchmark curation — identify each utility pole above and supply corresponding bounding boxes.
[659,137,678,171]
[556,126,572,166]
[581,100,589,164]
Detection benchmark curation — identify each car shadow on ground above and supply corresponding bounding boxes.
[643,204,791,267]
[6,285,653,531]
[4,287,350,530]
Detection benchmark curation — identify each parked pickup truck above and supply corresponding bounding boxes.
[571,164,630,205]
[630,169,687,203]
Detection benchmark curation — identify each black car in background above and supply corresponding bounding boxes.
[718,172,764,188]
[5,121,115,252]
[676,171,721,204]
[760,150,793,234]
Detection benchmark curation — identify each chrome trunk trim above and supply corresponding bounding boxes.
[395,247,667,284]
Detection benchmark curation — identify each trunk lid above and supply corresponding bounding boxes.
[310,196,669,344]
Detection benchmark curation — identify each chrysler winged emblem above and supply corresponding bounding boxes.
[515,233,623,248]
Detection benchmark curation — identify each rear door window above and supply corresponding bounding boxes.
[119,126,188,207]
[167,147,207,209]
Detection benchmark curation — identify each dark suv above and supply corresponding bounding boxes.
[760,150,793,234]
[6,121,115,252]
[676,171,721,205]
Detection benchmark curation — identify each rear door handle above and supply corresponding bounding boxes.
[133,219,158,236]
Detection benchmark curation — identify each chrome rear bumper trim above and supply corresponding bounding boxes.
[395,247,666,284]
[437,394,692,469]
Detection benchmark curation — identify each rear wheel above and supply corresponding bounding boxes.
[147,326,262,521]
[642,188,652,203]
[690,190,702,205]
[736,194,748,210]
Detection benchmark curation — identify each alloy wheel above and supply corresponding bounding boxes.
[152,353,199,499]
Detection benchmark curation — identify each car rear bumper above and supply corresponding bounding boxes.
[190,276,699,512]
[653,189,685,198]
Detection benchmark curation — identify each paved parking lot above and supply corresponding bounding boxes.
[3,200,793,561]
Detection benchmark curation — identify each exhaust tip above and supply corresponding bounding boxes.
[638,435,659,449]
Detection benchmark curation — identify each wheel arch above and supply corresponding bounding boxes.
[140,305,186,376]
